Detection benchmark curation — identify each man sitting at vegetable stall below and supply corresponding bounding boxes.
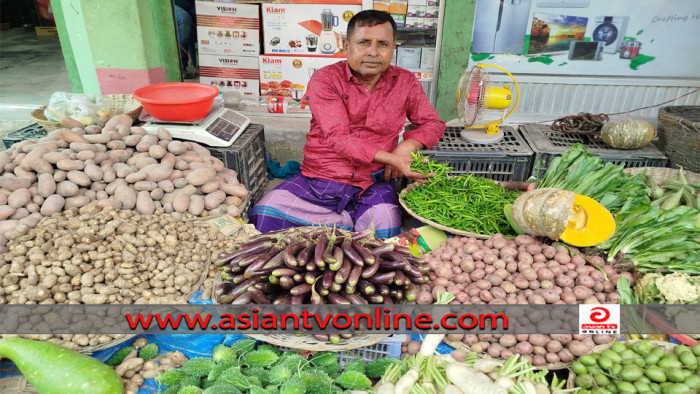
[250,10,446,239]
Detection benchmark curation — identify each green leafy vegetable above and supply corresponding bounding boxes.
[279,376,307,394]
[334,370,372,390]
[229,339,256,355]
[156,369,189,387]
[208,360,240,382]
[212,344,237,364]
[243,349,280,368]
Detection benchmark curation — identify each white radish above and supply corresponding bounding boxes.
[376,383,395,394]
[395,368,420,394]
[494,376,516,389]
[535,383,551,394]
[446,363,507,394]
[473,358,502,374]
[444,384,466,394]
[419,291,456,356]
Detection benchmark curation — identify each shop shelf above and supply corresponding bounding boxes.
[2,123,48,150]
[418,125,534,182]
[519,124,668,179]
[206,123,269,208]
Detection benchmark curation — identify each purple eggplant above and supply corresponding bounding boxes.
[368,271,396,284]
[345,293,368,305]
[328,293,351,305]
[334,259,352,284]
[352,240,376,266]
[360,262,380,279]
[342,238,364,267]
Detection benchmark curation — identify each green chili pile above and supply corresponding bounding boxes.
[409,152,452,180]
[402,174,521,235]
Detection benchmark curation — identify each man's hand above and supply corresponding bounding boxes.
[374,139,433,183]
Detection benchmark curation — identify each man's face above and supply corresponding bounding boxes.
[344,22,396,80]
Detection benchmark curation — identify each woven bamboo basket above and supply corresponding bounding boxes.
[657,106,700,173]
[566,340,676,389]
[624,166,700,186]
[399,180,510,239]
[444,334,621,371]
[30,94,143,131]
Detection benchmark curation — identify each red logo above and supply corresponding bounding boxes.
[590,307,610,323]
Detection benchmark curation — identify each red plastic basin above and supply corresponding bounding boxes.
[132,82,219,122]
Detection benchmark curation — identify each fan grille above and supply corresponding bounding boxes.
[457,67,490,127]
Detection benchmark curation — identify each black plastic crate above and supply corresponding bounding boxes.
[2,123,48,149]
[418,125,534,182]
[519,124,668,179]
[207,124,268,207]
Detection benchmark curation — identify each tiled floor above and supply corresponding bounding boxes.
[0,27,71,137]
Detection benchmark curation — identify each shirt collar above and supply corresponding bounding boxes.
[343,61,399,84]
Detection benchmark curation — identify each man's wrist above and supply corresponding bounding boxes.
[400,139,424,152]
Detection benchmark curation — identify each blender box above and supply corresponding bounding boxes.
[405,15,425,29]
[396,47,422,69]
[199,54,260,96]
[262,4,361,57]
[406,5,426,17]
[426,5,439,17]
[195,1,261,56]
[258,55,342,98]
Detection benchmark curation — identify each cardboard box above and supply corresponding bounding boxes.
[391,13,406,28]
[373,1,390,12]
[199,54,260,96]
[262,4,361,57]
[397,47,422,69]
[195,1,260,56]
[406,5,425,17]
[420,47,436,70]
[407,0,427,5]
[404,16,424,29]
[426,5,439,18]
[258,55,341,98]
[427,0,439,5]
[424,16,438,29]
[389,0,407,15]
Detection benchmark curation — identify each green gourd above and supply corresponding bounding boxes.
[601,119,655,150]
[0,337,123,394]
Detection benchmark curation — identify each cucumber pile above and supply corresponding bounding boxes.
[571,340,700,394]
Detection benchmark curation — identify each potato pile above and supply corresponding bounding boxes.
[420,234,630,366]
[1,202,232,306]
[0,114,249,253]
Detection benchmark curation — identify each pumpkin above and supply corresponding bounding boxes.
[510,188,615,247]
[600,119,655,150]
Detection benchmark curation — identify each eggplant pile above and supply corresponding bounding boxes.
[214,226,430,306]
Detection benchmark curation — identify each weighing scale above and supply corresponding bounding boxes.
[139,106,250,148]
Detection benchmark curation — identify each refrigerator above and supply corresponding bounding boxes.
[471,0,533,54]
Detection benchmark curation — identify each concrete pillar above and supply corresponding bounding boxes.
[52,0,181,94]
[435,0,476,121]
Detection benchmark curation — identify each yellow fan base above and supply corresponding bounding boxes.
[560,194,616,247]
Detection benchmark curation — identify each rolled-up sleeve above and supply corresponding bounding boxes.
[402,77,446,149]
[308,70,379,166]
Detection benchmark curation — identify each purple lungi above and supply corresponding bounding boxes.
[250,174,401,238]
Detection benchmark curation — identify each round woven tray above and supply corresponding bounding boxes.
[566,340,676,389]
[31,94,143,131]
[444,334,621,371]
[399,182,491,239]
[624,166,700,185]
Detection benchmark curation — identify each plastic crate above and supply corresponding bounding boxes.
[276,335,406,366]
[2,123,48,150]
[418,125,534,182]
[207,123,269,207]
[519,124,669,179]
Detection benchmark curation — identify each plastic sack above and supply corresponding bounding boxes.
[44,92,110,125]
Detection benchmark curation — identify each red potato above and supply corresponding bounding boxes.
[407,341,422,354]
[545,353,561,364]
[485,274,503,286]
[588,255,605,265]
[500,247,518,259]
[483,254,497,264]
[556,275,574,288]
[545,340,563,353]
[505,262,518,273]
[492,237,507,249]
[533,253,547,264]
[436,267,452,279]
[451,266,462,274]
[479,290,493,303]
[484,265,496,274]
[484,239,493,248]
[538,289,560,304]
[602,281,615,293]
[568,340,592,356]
[446,285,459,294]
[542,245,557,258]
[554,253,571,264]
[460,259,475,273]
[493,260,506,270]
[602,265,616,277]
[447,333,465,342]
[540,280,554,289]
[431,286,446,299]
[570,255,586,266]
[472,250,486,261]
[455,292,469,303]
[592,334,612,345]
[594,293,606,303]
[572,335,586,341]
[502,282,517,294]
[576,275,595,288]
[529,280,540,290]
[491,287,507,300]
[533,345,547,356]
[474,280,491,290]
[518,252,534,264]
[523,289,534,297]
[532,355,547,366]
[475,261,485,270]
[532,262,546,271]
[521,268,537,281]
[463,334,479,345]
[451,255,462,265]
[550,266,564,278]
[515,235,536,245]
[528,294,546,304]
[528,334,549,347]
[434,278,449,287]
[470,296,482,304]
[592,282,604,293]
[490,298,507,304]
[537,268,554,281]
[451,349,469,362]
[467,286,481,297]
[607,292,620,303]
[558,349,574,363]
[583,295,599,304]
[515,341,534,355]
[454,273,471,284]
[464,244,479,254]
[429,273,437,281]
[573,286,593,300]
[499,334,517,348]
[417,291,433,305]
[470,269,486,281]
[527,244,542,255]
